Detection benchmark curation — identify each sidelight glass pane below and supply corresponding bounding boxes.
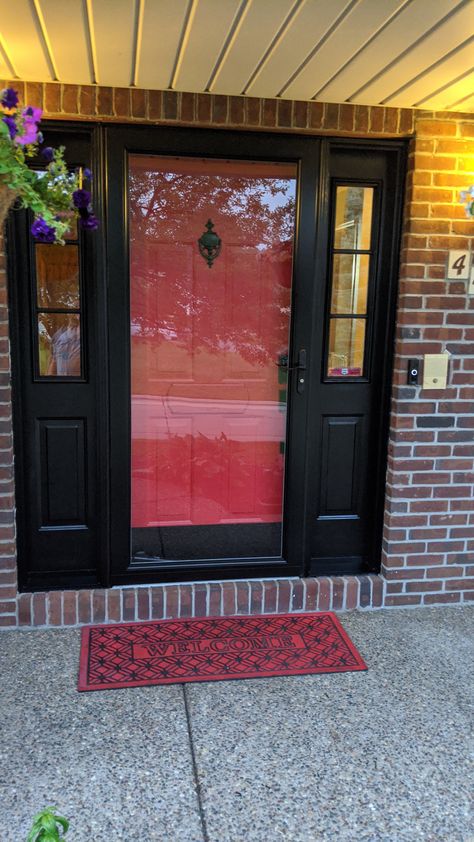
[334,186,374,251]
[330,253,370,315]
[129,155,297,562]
[35,244,80,309]
[38,312,81,377]
[327,318,366,377]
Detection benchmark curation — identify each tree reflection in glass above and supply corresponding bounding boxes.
[129,156,297,545]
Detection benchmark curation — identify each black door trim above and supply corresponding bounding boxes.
[8,121,407,590]
[105,124,322,585]
[308,137,407,576]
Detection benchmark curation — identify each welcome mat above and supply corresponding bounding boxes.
[78,612,367,691]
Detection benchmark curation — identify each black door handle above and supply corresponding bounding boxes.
[276,350,307,393]
[295,349,306,394]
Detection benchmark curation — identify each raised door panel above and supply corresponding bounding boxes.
[319,416,362,517]
[38,419,86,527]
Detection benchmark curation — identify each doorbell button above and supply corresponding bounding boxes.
[407,359,420,385]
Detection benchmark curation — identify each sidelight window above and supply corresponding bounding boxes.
[326,184,375,379]
[33,223,83,379]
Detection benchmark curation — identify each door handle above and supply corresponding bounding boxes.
[295,349,306,394]
[276,350,307,394]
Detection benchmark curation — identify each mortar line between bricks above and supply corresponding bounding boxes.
[182,683,210,842]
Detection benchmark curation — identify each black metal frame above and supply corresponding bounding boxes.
[8,121,407,590]
[9,123,110,592]
[105,125,323,585]
[307,138,406,575]
[323,176,382,383]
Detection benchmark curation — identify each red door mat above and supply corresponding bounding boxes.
[78,612,367,692]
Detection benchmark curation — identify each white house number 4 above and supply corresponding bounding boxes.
[447,249,471,280]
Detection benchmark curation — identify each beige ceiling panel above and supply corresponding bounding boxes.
[137,0,188,89]
[39,0,92,84]
[210,0,295,94]
[246,0,352,98]
[173,0,242,93]
[283,0,406,100]
[318,0,458,104]
[0,0,52,80]
[452,93,474,111]
[0,52,11,80]
[357,2,474,105]
[419,70,474,110]
[91,0,136,87]
[385,38,474,107]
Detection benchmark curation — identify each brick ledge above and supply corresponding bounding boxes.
[2,574,471,629]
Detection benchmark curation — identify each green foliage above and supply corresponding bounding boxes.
[26,807,69,842]
[0,87,97,243]
[0,132,77,243]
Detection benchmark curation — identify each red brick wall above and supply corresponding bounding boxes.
[0,83,473,627]
[384,115,474,608]
[0,231,17,626]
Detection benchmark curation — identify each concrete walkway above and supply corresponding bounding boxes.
[0,607,473,842]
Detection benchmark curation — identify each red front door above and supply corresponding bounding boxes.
[129,155,297,561]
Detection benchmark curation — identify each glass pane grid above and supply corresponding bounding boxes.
[38,312,82,377]
[326,184,375,379]
[330,253,370,316]
[332,248,372,254]
[34,240,83,378]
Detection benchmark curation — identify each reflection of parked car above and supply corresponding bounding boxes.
[131,393,287,528]
[132,394,286,441]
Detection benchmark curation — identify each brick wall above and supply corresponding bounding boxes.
[0,230,17,626]
[0,83,473,627]
[384,115,474,608]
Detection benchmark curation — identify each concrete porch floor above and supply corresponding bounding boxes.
[0,608,473,842]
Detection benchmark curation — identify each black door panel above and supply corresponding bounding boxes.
[9,126,405,589]
[9,125,106,591]
[309,143,406,574]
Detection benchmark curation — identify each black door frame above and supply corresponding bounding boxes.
[9,121,406,591]
[8,122,110,593]
[308,138,406,575]
[106,125,322,585]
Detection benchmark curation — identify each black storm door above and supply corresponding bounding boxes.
[106,126,321,585]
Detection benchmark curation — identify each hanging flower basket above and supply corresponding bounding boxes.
[0,180,16,227]
[0,87,98,243]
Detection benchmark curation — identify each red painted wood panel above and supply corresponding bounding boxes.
[130,156,296,527]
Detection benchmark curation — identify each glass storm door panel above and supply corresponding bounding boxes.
[129,156,297,562]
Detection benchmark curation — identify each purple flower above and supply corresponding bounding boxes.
[16,106,42,146]
[79,213,99,230]
[31,217,56,243]
[42,146,54,162]
[16,123,38,145]
[1,88,18,109]
[2,115,17,138]
[78,207,99,230]
[83,168,92,180]
[73,189,91,209]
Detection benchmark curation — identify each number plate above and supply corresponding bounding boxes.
[447,249,471,280]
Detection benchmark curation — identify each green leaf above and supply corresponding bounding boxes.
[25,808,69,842]
[55,817,69,833]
